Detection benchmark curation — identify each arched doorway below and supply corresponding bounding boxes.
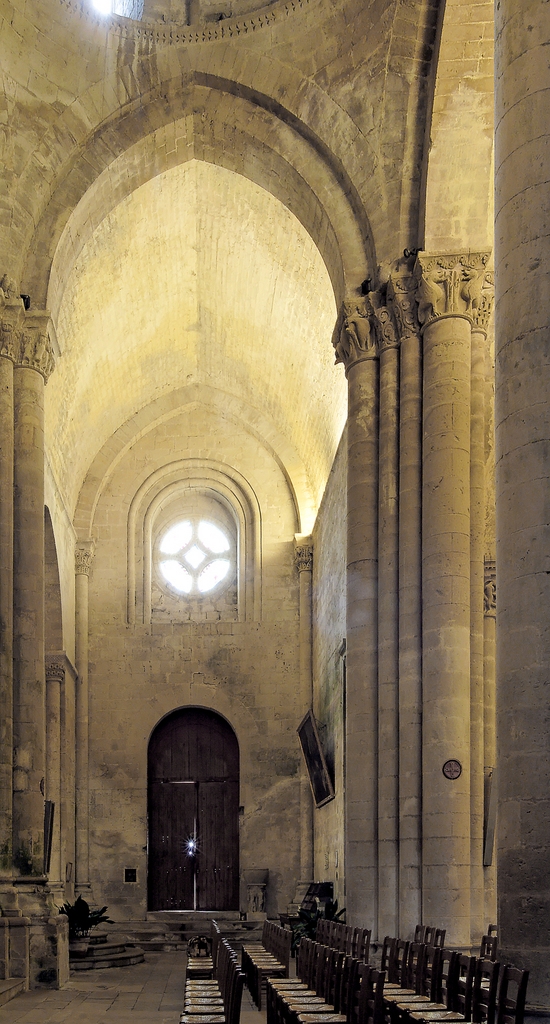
[148,707,239,911]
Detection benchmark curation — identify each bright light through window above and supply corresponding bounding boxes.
[92,0,112,13]
[157,519,232,595]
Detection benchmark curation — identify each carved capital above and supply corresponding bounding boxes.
[75,542,95,576]
[484,558,496,617]
[366,291,398,352]
[17,311,55,382]
[0,284,25,362]
[387,268,420,342]
[471,271,494,333]
[45,658,65,685]
[333,296,378,373]
[414,251,492,329]
[294,543,313,573]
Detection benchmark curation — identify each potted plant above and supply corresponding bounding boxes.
[59,896,113,957]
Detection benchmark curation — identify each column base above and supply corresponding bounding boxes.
[0,879,69,988]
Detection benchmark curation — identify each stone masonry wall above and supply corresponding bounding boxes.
[85,403,303,919]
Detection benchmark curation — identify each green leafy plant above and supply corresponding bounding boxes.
[59,896,113,941]
[290,898,346,952]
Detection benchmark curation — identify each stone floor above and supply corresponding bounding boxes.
[0,951,263,1024]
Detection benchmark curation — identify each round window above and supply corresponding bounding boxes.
[157,519,233,595]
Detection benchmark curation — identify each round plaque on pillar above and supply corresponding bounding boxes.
[442,759,462,780]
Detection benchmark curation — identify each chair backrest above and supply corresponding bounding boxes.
[314,943,330,996]
[437,949,458,1008]
[357,964,386,1024]
[389,939,410,985]
[480,935,498,961]
[496,966,529,1024]
[434,929,446,948]
[472,957,501,1024]
[324,947,346,1007]
[420,945,442,1001]
[403,941,425,991]
[381,937,396,975]
[450,954,476,1017]
[353,928,371,963]
[414,925,427,943]
[225,964,245,1024]
[211,920,222,972]
[424,927,436,946]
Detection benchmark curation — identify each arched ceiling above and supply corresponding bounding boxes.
[46,160,347,528]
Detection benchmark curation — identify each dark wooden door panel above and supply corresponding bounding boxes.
[197,780,239,910]
[148,708,239,911]
[148,781,196,910]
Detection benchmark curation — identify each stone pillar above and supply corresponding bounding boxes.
[12,311,55,877]
[495,0,550,1006]
[294,538,314,881]
[45,658,64,890]
[483,558,496,924]
[75,543,94,895]
[0,284,23,880]
[389,265,423,936]
[416,251,489,947]
[369,294,399,938]
[334,296,379,927]
[469,285,493,945]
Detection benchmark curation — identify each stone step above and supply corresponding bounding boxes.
[70,945,145,971]
[106,917,264,952]
[0,979,25,1007]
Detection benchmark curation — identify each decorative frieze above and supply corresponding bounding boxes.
[75,543,95,576]
[334,297,378,372]
[294,543,313,573]
[484,559,496,617]
[414,252,492,328]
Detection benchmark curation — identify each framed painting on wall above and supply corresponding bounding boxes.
[297,709,335,807]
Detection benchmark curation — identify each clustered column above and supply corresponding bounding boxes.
[334,252,494,944]
[12,309,55,878]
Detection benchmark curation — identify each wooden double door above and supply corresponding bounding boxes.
[148,708,239,911]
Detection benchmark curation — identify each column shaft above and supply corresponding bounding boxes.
[397,328,423,935]
[45,663,63,885]
[377,338,399,938]
[470,326,486,943]
[75,556,92,892]
[13,364,46,875]
[0,352,14,875]
[421,311,471,946]
[295,541,314,881]
[345,350,379,926]
[495,0,550,1003]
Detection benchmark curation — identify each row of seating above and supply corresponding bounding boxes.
[380,937,529,1024]
[242,920,293,1009]
[182,927,244,1024]
[266,938,384,1024]
[265,933,529,1024]
[316,921,371,961]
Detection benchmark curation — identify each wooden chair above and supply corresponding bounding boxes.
[479,937,498,962]
[296,956,362,1024]
[405,954,476,1023]
[181,951,244,1024]
[389,946,443,1022]
[495,966,529,1024]
[406,950,458,1020]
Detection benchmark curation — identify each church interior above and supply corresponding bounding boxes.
[0,0,548,1010]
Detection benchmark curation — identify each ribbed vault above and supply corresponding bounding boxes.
[46,160,346,528]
